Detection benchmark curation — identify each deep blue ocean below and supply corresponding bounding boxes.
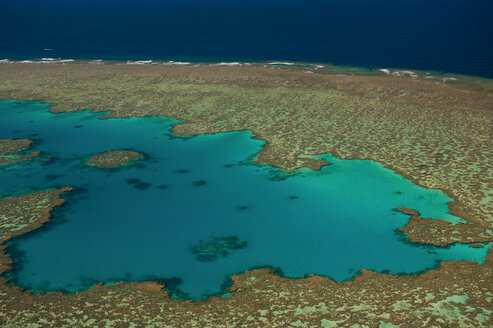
[1,100,490,299]
[1,0,493,77]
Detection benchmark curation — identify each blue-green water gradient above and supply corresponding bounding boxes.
[0,100,489,299]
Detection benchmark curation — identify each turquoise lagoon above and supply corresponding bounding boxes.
[0,100,490,299]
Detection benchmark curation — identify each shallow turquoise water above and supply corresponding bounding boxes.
[0,100,490,299]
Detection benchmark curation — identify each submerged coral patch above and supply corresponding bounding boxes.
[192,180,207,187]
[191,236,247,262]
[134,182,151,190]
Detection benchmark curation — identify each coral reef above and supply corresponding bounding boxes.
[0,62,492,326]
[191,236,247,261]
[0,138,40,167]
[85,150,144,168]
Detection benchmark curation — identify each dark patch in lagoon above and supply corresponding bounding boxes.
[60,187,91,203]
[73,125,83,128]
[134,182,151,190]
[78,276,100,289]
[191,236,247,262]
[238,206,248,210]
[157,184,169,190]
[193,180,207,187]
[42,156,60,165]
[176,169,189,173]
[269,176,287,181]
[165,133,198,142]
[289,195,299,200]
[45,174,62,181]
[126,178,140,185]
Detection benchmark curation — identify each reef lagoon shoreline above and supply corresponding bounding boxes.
[0,99,491,298]
[0,59,492,325]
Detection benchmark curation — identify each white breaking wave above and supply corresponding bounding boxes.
[165,61,191,65]
[38,58,75,63]
[127,60,153,65]
[1,58,76,64]
[268,62,294,65]
[391,70,419,78]
[215,62,242,66]
[379,69,391,75]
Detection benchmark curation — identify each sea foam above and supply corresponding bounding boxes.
[269,62,295,66]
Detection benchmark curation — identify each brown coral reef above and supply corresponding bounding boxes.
[85,149,144,168]
[0,138,40,167]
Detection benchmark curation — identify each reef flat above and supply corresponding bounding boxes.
[0,62,492,247]
[0,190,492,326]
[0,138,40,167]
[85,149,144,168]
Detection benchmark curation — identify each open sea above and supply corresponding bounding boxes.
[1,100,490,299]
[1,0,493,77]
